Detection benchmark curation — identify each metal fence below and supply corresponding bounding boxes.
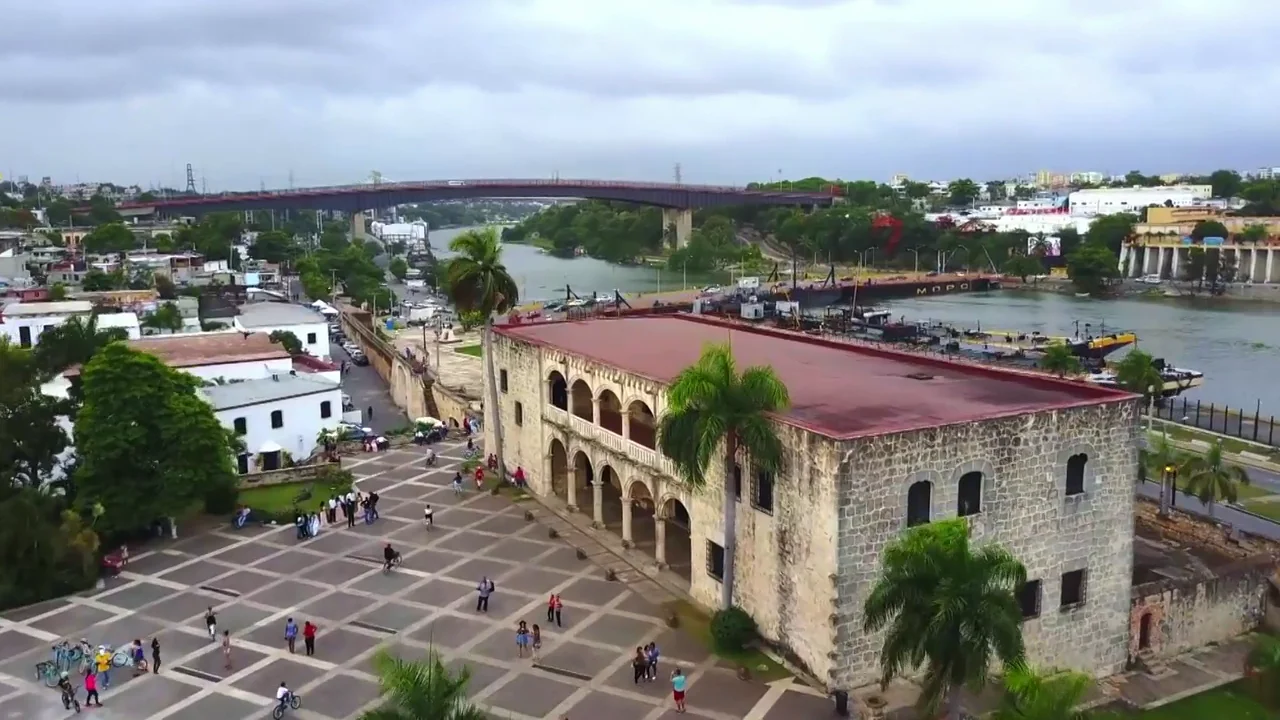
[1146,397,1278,447]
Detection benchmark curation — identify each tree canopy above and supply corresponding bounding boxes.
[73,343,239,536]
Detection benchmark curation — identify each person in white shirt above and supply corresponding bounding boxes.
[423,504,434,527]
[275,682,292,711]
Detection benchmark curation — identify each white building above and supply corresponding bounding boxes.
[234,302,332,360]
[201,374,344,473]
[1068,185,1213,217]
[0,301,141,349]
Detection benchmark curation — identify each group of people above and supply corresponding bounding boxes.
[298,490,381,540]
[53,639,161,712]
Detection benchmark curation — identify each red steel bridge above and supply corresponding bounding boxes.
[116,178,841,214]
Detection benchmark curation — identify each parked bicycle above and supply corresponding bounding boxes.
[272,692,303,719]
[34,660,62,687]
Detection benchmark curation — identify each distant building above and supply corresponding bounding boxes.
[201,374,343,473]
[1067,185,1213,217]
[233,302,332,360]
[0,300,140,348]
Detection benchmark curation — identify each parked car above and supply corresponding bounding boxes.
[351,351,370,366]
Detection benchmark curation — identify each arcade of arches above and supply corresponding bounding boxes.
[547,371,657,450]
[546,437,691,582]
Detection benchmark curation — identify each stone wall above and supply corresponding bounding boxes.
[237,461,340,488]
[831,399,1142,690]
[1128,557,1272,664]
[341,308,480,423]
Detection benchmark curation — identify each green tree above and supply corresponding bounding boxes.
[389,256,409,281]
[32,314,129,379]
[86,194,122,225]
[1039,344,1082,377]
[250,230,296,264]
[1002,254,1043,282]
[48,282,69,301]
[152,232,175,251]
[1245,635,1280,708]
[1181,442,1250,518]
[0,338,70,489]
[40,229,65,247]
[73,344,239,536]
[82,222,137,255]
[991,666,1092,720]
[1115,350,1164,401]
[155,274,178,300]
[1064,242,1119,295]
[1191,220,1229,242]
[1140,434,1186,517]
[445,227,519,479]
[1239,223,1270,245]
[946,178,980,207]
[1208,169,1243,199]
[657,344,790,609]
[1181,247,1207,288]
[864,519,1026,719]
[1056,227,1082,258]
[143,302,185,333]
[1084,213,1137,256]
[300,271,332,301]
[269,330,304,355]
[358,649,486,720]
[0,490,99,610]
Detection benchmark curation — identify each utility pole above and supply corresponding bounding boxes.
[674,163,682,184]
[185,164,197,194]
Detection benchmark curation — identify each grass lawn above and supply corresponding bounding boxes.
[239,477,350,515]
[1121,681,1276,719]
[1242,499,1280,521]
[1153,425,1279,461]
[455,344,483,358]
[662,600,791,682]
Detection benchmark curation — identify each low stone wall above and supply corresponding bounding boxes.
[237,462,339,489]
[340,306,481,424]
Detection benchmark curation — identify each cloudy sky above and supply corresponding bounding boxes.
[3,0,1276,191]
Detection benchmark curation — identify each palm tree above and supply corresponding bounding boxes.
[863,519,1026,719]
[1113,350,1164,431]
[1181,442,1250,518]
[444,228,518,478]
[32,314,129,379]
[657,343,789,609]
[1039,344,1082,377]
[991,666,1093,720]
[358,649,486,720]
[1140,434,1187,517]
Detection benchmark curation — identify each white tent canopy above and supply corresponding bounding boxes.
[258,440,283,453]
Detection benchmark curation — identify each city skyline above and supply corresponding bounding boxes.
[3,0,1278,190]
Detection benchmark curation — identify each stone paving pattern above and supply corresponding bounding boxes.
[0,439,832,720]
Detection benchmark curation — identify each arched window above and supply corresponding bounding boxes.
[1066,453,1088,496]
[957,471,983,517]
[906,481,932,527]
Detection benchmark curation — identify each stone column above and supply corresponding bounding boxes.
[350,211,367,241]
[1120,245,1131,275]
[1170,248,1180,279]
[654,514,667,567]
[592,397,600,425]
[1251,248,1261,282]
[660,207,693,248]
[1266,249,1275,284]
[592,481,604,528]
[622,499,633,544]
[1155,246,1166,278]
[622,410,631,442]
[567,464,578,511]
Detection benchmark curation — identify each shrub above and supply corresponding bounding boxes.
[314,466,355,494]
[204,483,240,515]
[710,606,758,653]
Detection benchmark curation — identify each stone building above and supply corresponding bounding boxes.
[485,314,1141,690]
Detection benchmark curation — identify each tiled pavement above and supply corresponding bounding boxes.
[0,439,836,720]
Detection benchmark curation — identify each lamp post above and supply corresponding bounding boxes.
[906,247,921,275]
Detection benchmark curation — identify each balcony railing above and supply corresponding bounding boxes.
[546,406,678,478]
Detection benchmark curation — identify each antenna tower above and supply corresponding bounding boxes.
[674,163,682,184]
[185,163,197,194]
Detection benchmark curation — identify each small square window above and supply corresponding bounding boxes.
[233,417,247,435]
[1060,569,1086,609]
[732,463,742,501]
[752,469,775,515]
[706,541,725,582]
[271,410,284,429]
[320,401,332,419]
[514,402,523,426]
[1018,580,1042,620]
[500,369,508,393]
[306,332,317,344]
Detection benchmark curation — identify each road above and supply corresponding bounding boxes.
[1149,400,1280,448]
[334,342,409,433]
[1137,482,1280,541]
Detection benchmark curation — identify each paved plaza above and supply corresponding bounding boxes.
[0,438,836,720]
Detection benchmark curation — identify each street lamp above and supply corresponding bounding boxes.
[905,247,921,275]
[942,244,970,273]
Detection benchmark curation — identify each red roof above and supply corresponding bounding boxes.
[497,315,1131,439]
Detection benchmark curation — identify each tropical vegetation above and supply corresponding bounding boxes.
[1180,442,1250,517]
[864,518,1026,719]
[1039,344,1083,377]
[359,649,486,720]
[443,227,519,481]
[657,343,790,609]
[992,666,1094,720]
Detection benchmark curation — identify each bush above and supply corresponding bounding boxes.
[710,606,758,654]
[314,466,355,494]
[204,483,240,515]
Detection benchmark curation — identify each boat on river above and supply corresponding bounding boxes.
[928,325,1136,360]
[1083,359,1204,398]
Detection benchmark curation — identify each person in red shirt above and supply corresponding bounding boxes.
[474,466,485,490]
[302,621,317,657]
[513,466,526,487]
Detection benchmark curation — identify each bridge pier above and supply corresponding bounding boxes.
[350,211,368,241]
[661,207,693,249]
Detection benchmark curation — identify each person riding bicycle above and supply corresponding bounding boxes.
[383,543,400,570]
[275,682,292,712]
[57,671,80,711]
[425,448,437,466]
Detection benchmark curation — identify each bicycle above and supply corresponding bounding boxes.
[34,661,61,687]
[272,693,303,719]
[382,554,402,574]
[50,641,83,672]
[108,645,134,667]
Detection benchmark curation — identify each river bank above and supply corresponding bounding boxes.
[1009,276,1280,306]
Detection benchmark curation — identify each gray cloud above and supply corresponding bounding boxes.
[1,0,1276,188]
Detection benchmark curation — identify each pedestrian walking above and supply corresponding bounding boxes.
[546,593,556,623]
[632,647,648,684]
[327,496,338,524]
[367,405,374,422]
[646,642,661,680]
[346,498,356,528]
[284,618,299,654]
[221,630,232,670]
[205,606,217,641]
[84,670,102,707]
[671,667,688,713]
[531,624,542,663]
[553,594,563,627]
[150,637,161,674]
[303,621,317,656]
[476,576,495,612]
[515,621,530,659]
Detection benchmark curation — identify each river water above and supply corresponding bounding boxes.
[428,226,1280,414]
